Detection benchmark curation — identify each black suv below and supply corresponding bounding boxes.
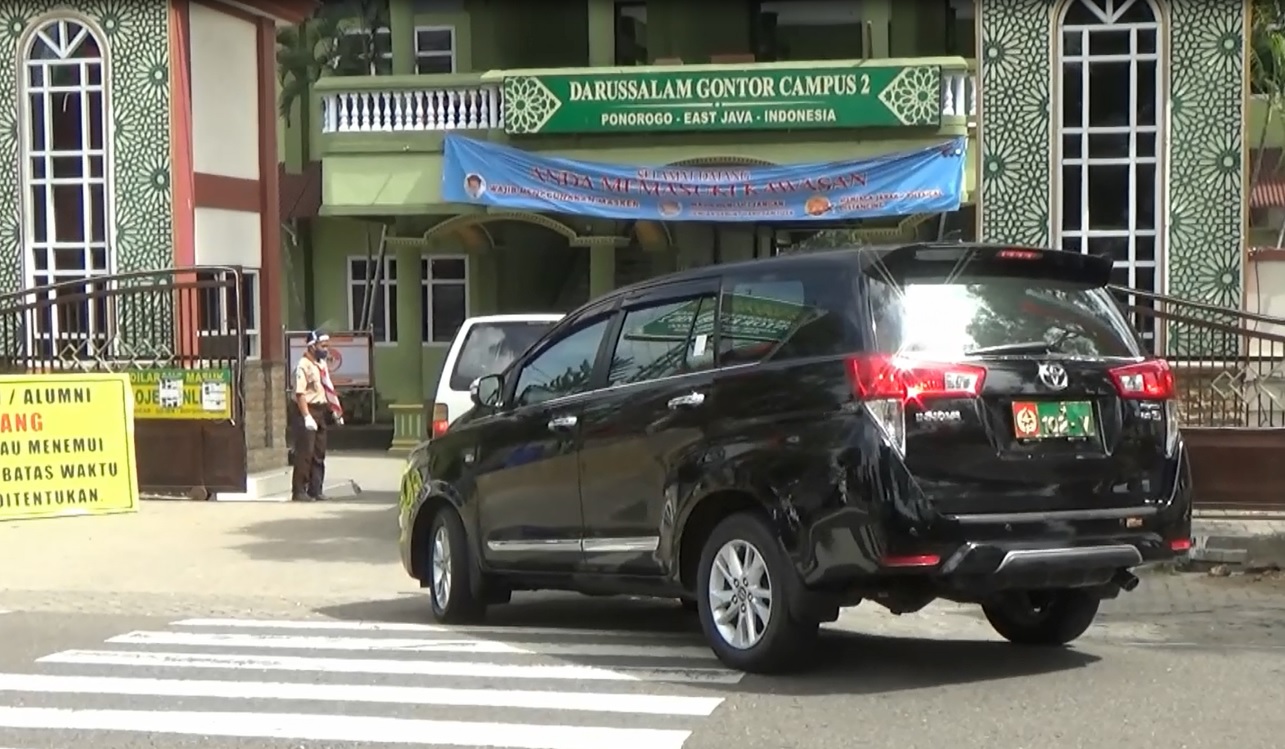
[397,243,1192,673]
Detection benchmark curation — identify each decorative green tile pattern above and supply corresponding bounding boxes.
[978,0,1052,247]
[878,66,943,126]
[0,1,172,294]
[1166,0,1245,357]
[979,0,1246,357]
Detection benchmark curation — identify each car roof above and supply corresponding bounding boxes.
[461,314,564,325]
[605,242,1043,300]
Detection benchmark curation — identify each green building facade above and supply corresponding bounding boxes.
[284,0,1247,447]
[0,1,174,292]
[979,0,1246,353]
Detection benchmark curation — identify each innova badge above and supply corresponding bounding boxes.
[1037,362,1068,391]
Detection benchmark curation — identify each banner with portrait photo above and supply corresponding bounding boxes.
[441,134,966,222]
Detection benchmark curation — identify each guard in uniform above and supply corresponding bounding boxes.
[292,331,337,502]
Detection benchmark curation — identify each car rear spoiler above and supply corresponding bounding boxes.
[861,244,1114,287]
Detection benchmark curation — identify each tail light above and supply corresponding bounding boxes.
[431,403,449,438]
[846,354,987,453]
[1109,359,1180,456]
[847,354,987,401]
[1108,359,1175,400]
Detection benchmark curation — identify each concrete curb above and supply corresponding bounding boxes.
[1188,532,1285,569]
[1181,515,1285,570]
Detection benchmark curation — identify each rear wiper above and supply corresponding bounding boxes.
[969,330,1082,356]
[966,341,1059,355]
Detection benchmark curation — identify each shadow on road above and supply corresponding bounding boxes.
[738,629,1099,695]
[314,592,1099,695]
[316,592,702,634]
[229,491,400,565]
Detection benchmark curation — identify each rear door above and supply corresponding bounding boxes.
[577,280,721,575]
[864,245,1175,515]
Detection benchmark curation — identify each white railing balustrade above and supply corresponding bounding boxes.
[321,85,504,133]
[941,69,977,124]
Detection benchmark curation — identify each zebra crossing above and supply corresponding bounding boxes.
[0,615,742,748]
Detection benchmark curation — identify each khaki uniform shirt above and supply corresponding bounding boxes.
[294,356,328,405]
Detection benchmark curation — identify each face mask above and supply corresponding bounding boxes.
[311,346,327,360]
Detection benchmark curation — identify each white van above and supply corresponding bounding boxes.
[431,313,563,438]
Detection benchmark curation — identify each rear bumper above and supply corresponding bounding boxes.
[946,541,1143,575]
[796,445,1193,597]
[926,534,1176,596]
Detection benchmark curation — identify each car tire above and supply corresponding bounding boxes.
[982,589,1100,646]
[426,506,486,624]
[695,512,818,674]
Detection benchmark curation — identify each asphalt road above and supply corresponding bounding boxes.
[1,586,1284,749]
[3,478,1285,749]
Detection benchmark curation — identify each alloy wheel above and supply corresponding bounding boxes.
[707,538,773,650]
[431,524,453,608]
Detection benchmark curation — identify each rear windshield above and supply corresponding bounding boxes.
[448,321,555,390]
[867,275,1140,359]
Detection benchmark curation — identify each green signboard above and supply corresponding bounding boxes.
[632,295,819,343]
[502,65,942,135]
[128,368,233,420]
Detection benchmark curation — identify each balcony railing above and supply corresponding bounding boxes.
[941,67,976,122]
[316,74,503,133]
[315,62,976,135]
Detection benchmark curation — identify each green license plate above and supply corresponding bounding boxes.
[1011,400,1097,440]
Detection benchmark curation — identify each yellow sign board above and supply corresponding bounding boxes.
[129,368,233,420]
[0,373,139,522]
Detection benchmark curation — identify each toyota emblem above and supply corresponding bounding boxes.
[1037,362,1069,391]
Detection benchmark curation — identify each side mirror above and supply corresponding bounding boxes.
[470,374,503,409]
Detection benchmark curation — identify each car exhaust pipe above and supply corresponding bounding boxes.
[1113,570,1140,592]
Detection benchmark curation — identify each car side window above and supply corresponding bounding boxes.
[512,317,611,407]
[866,276,905,353]
[606,295,717,387]
[716,268,850,366]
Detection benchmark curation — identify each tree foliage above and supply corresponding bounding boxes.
[1251,0,1285,188]
[275,0,390,126]
[275,16,340,125]
[1252,0,1285,97]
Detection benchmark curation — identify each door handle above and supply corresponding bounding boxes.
[547,415,578,430]
[667,392,706,409]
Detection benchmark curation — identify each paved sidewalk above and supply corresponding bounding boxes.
[0,454,410,617]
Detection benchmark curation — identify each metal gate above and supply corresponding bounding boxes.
[1119,286,1285,511]
[0,267,249,494]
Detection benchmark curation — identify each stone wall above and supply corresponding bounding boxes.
[244,361,288,474]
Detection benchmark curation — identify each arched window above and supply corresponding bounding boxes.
[21,17,112,357]
[1056,0,1162,346]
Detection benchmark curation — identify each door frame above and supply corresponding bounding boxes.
[577,277,723,572]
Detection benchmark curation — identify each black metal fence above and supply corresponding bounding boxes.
[0,267,248,374]
[1113,285,1285,428]
[0,267,251,493]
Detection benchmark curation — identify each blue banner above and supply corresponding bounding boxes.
[442,135,965,222]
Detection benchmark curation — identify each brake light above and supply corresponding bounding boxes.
[996,248,1041,260]
[1108,359,1175,400]
[431,403,449,438]
[1169,537,1192,552]
[847,354,986,455]
[846,354,987,402]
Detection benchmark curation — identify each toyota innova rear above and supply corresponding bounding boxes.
[850,245,1191,594]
